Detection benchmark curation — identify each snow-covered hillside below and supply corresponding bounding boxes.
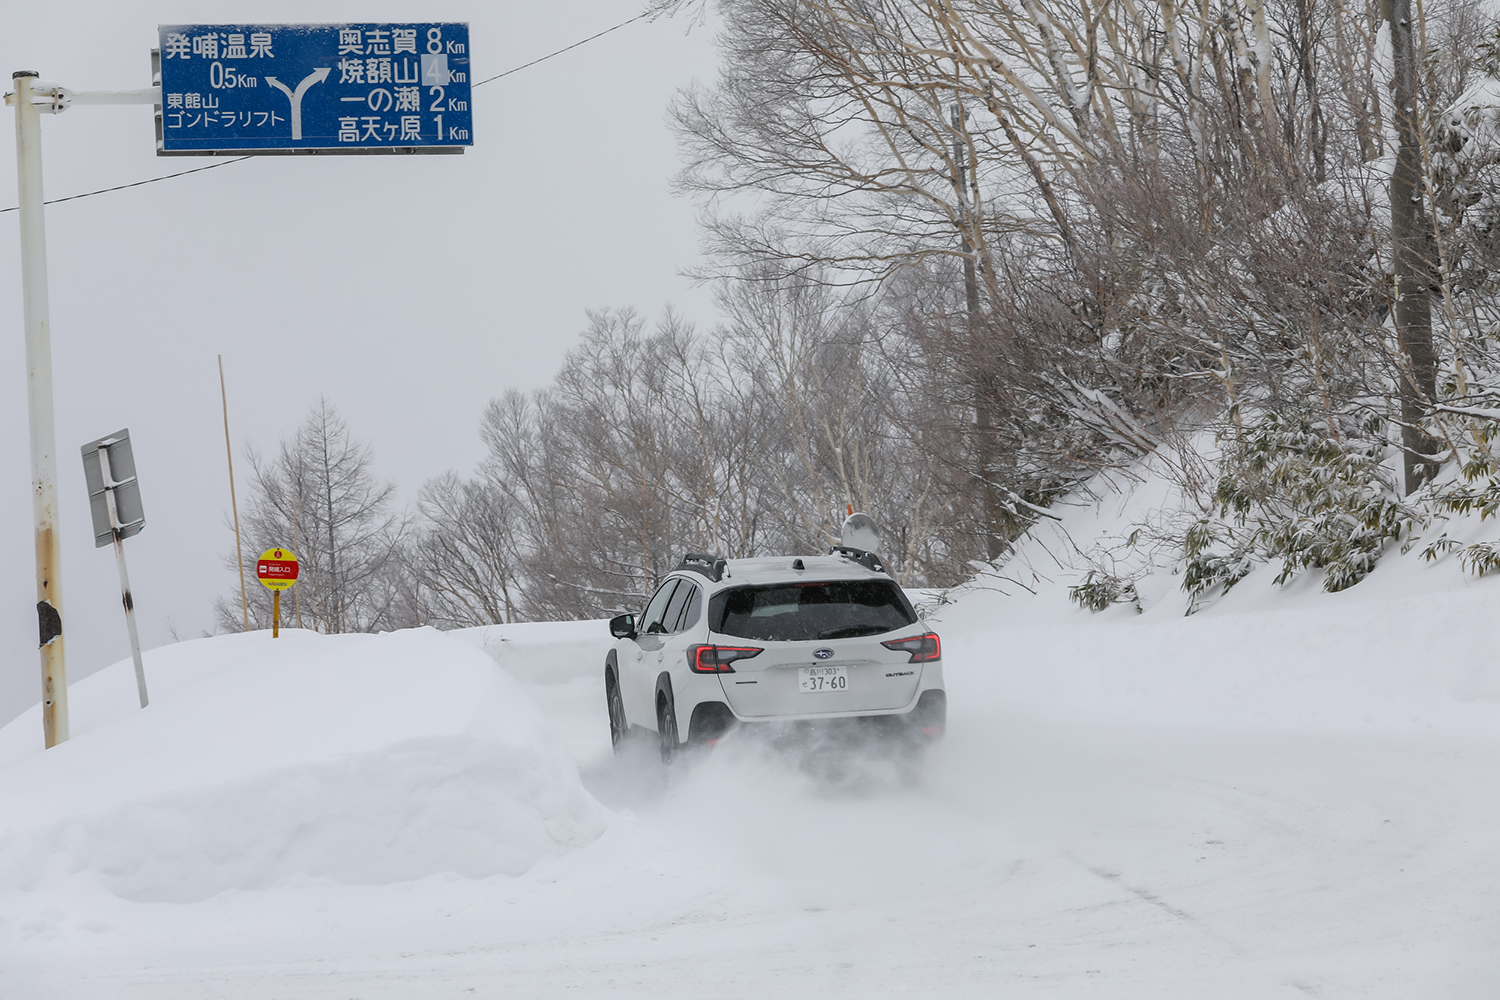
[1,463,1497,997]
[936,449,1500,735]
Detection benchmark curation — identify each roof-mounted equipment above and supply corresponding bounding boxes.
[675,552,728,582]
[829,545,888,575]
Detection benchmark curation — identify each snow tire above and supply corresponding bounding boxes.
[606,669,629,754]
[657,694,679,765]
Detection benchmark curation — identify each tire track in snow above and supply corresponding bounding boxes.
[1069,852,1322,995]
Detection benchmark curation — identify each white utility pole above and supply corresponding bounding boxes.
[97,445,147,708]
[9,71,68,747]
[7,72,161,748]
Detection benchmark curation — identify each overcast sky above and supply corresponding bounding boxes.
[0,2,722,729]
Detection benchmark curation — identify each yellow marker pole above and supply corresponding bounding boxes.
[220,356,248,632]
[255,547,298,640]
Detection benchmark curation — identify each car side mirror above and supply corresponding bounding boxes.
[609,613,638,639]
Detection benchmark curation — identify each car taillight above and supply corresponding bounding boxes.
[881,633,940,663]
[689,644,763,673]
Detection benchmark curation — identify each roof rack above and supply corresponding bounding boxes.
[675,552,728,582]
[829,545,888,575]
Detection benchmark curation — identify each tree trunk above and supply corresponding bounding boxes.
[953,105,1004,563]
[322,427,342,632]
[1386,0,1440,494]
[1245,0,1283,164]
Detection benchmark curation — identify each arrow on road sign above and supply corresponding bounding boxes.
[265,67,330,140]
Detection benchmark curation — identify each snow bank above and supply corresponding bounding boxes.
[939,585,1500,733]
[450,620,614,765]
[0,628,607,902]
[931,450,1500,735]
[451,620,608,685]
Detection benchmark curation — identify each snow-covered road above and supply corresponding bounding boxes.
[2,601,1494,999]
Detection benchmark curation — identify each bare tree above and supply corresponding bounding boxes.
[410,471,521,628]
[214,399,407,634]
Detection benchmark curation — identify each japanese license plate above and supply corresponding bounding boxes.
[798,665,848,693]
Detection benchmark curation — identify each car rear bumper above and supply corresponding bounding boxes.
[720,685,945,727]
[700,689,946,747]
[684,689,946,750]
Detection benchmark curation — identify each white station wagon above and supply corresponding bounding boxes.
[604,546,946,762]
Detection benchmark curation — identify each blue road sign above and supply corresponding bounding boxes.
[157,23,472,154]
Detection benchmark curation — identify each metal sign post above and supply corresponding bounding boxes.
[81,430,148,708]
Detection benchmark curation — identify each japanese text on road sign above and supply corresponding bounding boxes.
[256,548,300,590]
[158,23,473,153]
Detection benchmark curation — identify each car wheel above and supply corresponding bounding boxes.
[606,672,629,754]
[657,694,679,764]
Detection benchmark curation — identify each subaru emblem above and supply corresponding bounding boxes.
[813,648,834,660]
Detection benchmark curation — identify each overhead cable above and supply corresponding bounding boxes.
[472,12,648,87]
[0,156,250,214]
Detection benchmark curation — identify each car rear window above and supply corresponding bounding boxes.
[708,580,917,642]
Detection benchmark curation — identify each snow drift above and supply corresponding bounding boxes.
[932,448,1500,735]
[0,628,607,903]
[451,620,616,764]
